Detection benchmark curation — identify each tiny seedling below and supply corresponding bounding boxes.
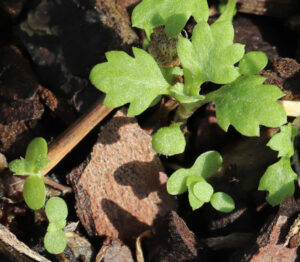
[44,197,68,254]
[9,137,49,210]
[90,0,298,211]
[167,151,235,212]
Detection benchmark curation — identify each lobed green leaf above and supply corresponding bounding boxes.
[177,20,244,96]
[239,51,268,76]
[207,75,287,136]
[45,197,68,223]
[23,176,46,210]
[9,157,32,175]
[90,47,171,116]
[131,0,209,38]
[258,157,297,206]
[267,123,298,158]
[152,123,186,156]
[44,230,67,254]
[210,192,235,213]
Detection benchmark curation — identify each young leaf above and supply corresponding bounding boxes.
[25,137,48,165]
[44,230,67,254]
[47,220,66,232]
[267,123,298,158]
[239,51,268,76]
[152,123,186,156]
[170,83,205,104]
[167,168,190,195]
[188,190,204,211]
[177,20,244,96]
[207,75,287,136]
[8,157,32,175]
[210,192,235,213]
[90,47,171,116]
[131,0,209,38]
[23,176,46,210]
[167,151,222,194]
[192,181,214,202]
[258,157,297,206]
[186,176,205,210]
[190,151,223,179]
[45,197,68,223]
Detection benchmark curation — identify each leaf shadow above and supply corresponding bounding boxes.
[113,157,166,200]
[97,116,136,145]
[101,198,149,245]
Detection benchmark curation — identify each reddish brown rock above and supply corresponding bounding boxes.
[68,110,177,245]
[237,0,300,17]
[234,17,278,61]
[144,211,207,262]
[96,240,134,262]
[231,198,300,262]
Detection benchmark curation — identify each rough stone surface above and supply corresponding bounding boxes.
[18,0,138,112]
[96,240,134,262]
[0,45,39,101]
[67,110,177,245]
[237,0,300,17]
[145,211,207,262]
[231,198,300,262]
[234,17,278,61]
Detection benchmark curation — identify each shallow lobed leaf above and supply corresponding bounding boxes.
[131,0,209,38]
[45,197,68,223]
[167,151,222,195]
[210,192,235,213]
[8,157,32,175]
[177,20,244,96]
[152,123,186,156]
[267,123,298,158]
[192,181,214,203]
[44,230,67,254]
[207,75,287,136]
[258,157,297,206]
[90,47,171,116]
[23,175,46,210]
[238,51,268,76]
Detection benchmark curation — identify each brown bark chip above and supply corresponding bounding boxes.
[68,110,177,245]
[231,198,300,262]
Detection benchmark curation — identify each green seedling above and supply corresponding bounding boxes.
[90,0,297,211]
[167,151,235,212]
[44,197,68,254]
[9,137,49,210]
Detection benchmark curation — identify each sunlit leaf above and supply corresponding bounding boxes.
[132,0,209,38]
[258,157,297,206]
[207,75,287,136]
[152,123,186,155]
[90,48,171,116]
[23,176,46,210]
[210,192,235,213]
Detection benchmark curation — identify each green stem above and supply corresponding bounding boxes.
[175,98,209,122]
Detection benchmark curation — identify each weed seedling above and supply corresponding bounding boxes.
[90,0,298,211]
[44,197,68,254]
[9,137,49,210]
